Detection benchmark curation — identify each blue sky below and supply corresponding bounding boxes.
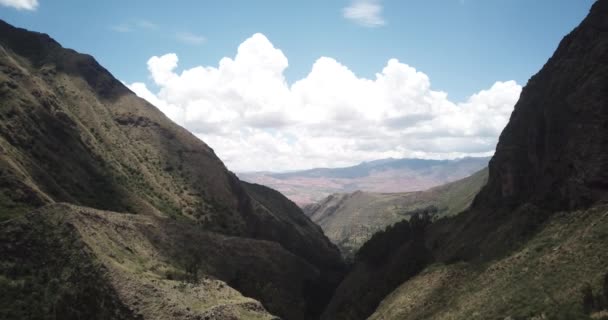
[0,0,597,171]
[0,0,593,101]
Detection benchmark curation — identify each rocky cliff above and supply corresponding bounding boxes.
[322,2,608,319]
[475,0,608,211]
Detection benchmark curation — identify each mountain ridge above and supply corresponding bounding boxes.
[321,2,608,319]
[474,0,608,211]
[1,1,607,318]
[0,19,344,320]
[240,156,489,205]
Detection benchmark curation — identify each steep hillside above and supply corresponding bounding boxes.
[475,3,608,211]
[1,204,278,320]
[369,205,608,320]
[304,168,488,258]
[322,2,608,319]
[240,157,489,205]
[0,20,344,320]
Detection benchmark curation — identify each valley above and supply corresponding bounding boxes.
[304,168,488,259]
[239,157,489,206]
[1,1,607,319]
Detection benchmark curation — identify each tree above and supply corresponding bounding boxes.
[582,282,595,313]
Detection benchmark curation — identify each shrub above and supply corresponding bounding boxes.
[582,283,595,313]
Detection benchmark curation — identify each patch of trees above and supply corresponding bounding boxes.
[356,210,432,265]
[582,273,608,314]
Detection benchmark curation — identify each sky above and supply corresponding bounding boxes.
[0,0,596,172]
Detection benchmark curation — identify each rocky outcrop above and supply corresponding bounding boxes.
[321,2,608,319]
[475,0,608,211]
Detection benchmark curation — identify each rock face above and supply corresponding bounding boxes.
[366,204,608,320]
[0,20,344,320]
[475,0,608,211]
[321,2,608,319]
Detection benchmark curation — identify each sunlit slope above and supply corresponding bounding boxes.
[0,19,344,320]
[305,168,488,258]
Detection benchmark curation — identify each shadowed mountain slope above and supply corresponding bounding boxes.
[475,3,608,211]
[321,2,608,319]
[0,20,344,320]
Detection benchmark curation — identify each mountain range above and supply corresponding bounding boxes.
[0,1,607,319]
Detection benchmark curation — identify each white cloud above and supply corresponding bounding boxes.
[128,33,521,172]
[0,0,38,10]
[176,32,206,45]
[343,0,386,27]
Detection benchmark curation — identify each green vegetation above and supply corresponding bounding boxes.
[368,205,608,320]
[308,168,488,259]
[0,204,305,319]
[0,191,37,220]
[356,211,432,265]
[0,209,133,320]
[0,20,344,320]
[2,1,607,319]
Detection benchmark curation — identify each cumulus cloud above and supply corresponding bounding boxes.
[343,0,386,27]
[0,0,38,10]
[128,33,521,172]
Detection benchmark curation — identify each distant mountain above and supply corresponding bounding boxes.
[304,168,488,259]
[322,2,608,319]
[0,20,343,320]
[2,0,607,319]
[239,157,490,205]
